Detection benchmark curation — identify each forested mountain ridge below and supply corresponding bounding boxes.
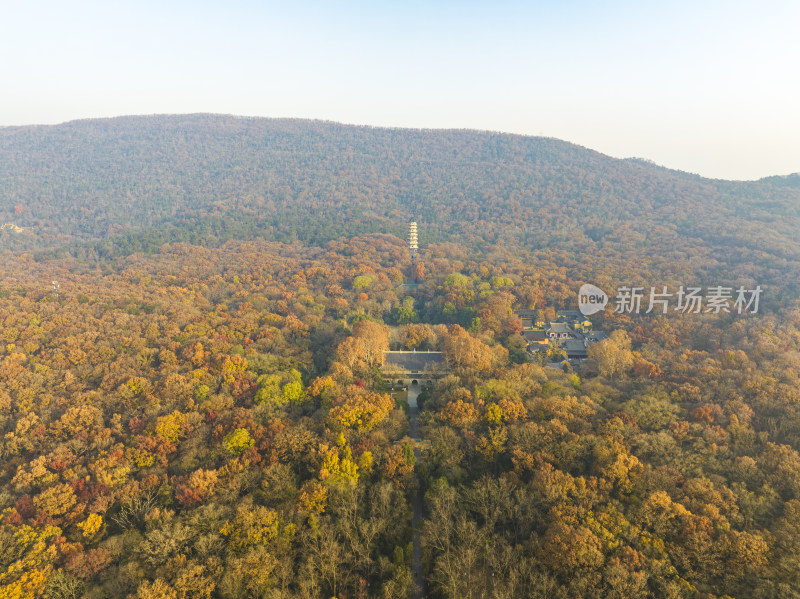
[2,114,799,298]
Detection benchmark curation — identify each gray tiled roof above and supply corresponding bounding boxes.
[383,351,446,372]
[547,322,575,334]
[563,339,589,358]
[563,339,589,350]
[524,330,548,341]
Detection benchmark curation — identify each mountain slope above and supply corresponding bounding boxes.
[1,114,798,294]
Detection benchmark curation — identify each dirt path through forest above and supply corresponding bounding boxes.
[407,384,425,599]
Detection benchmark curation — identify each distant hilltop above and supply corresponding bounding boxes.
[758,173,800,187]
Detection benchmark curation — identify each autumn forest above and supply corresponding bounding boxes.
[1,115,800,599]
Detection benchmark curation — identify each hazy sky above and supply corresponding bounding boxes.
[2,0,798,180]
